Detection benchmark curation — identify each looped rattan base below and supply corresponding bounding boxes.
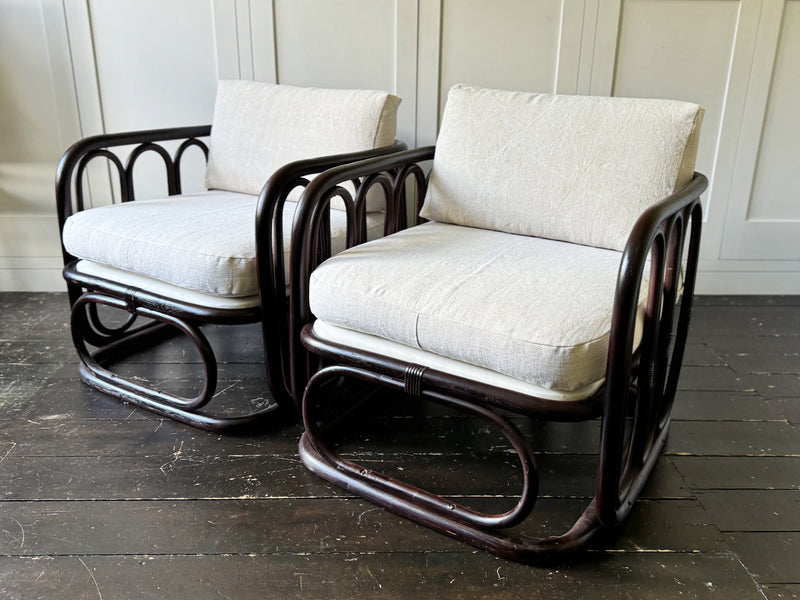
[68,283,283,432]
[298,363,613,562]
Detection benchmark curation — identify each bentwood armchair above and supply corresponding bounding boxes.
[56,80,404,430]
[291,84,707,561]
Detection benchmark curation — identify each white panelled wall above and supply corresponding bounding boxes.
[1,0,798,293]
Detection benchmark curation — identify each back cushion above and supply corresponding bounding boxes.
[205,80,401,202]
[420,85,703,251]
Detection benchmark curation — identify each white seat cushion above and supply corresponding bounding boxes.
[204,80,400,211]
[310,222,645,395]
[63,190,384,298]
[420,85,703,251]
[73,261,262,310]
[311,321,604,402]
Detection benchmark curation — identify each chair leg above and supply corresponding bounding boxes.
[71,291,282,432]
[298,364,605,563]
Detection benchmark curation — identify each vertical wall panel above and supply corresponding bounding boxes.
[250,0,278,83]
[745,1,800,222]
[719,0,800,261]
[87,0,219,200]
[416,0,443,146]
[611,0,744,279]
[89,0,218,132]
[273,0,411,142]
[439,0,562,106]
[0,0,71,290]
[613,0,739,199]
[274,0,395,91]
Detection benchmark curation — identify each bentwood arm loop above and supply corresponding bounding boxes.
[56,125,212,274]
[256,140,408,402]
[288,146,435,396]
[598,172,707,527]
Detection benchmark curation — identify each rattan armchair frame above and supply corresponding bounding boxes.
[56,125,405,430]
[290,147,708,561]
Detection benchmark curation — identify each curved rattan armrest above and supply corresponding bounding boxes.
[254,139,409,403]
[284,145,433,401]
[56,125,212,262]
[598,172,708,526]
[608,172,708,377]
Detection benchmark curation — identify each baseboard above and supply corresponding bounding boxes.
[0,265,65,292]
[695,269,800,295]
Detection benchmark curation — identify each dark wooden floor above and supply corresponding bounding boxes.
[0,292,797,599]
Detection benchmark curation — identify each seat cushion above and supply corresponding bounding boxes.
[311,321,604,402]
[72,261,262,310]
[310,222,643,394]
[420,84,703,251]
[204,80,401,212]
[63,190,384,298]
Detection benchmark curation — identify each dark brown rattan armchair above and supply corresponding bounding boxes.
[56,81,405,431]
[291,85,708,561]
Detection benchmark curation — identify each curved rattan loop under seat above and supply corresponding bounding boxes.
[72,291,218,411]
[298,361,607,562]
[86,300,139,340]
[64,264,280,432]
[302,364,540,530]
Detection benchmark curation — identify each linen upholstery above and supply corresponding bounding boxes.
[63,190,384,298]
[205,80,401,211]
[312,321,605,401]
[309,222,645,393]
[74,261,261,310]
[420,85,704,251]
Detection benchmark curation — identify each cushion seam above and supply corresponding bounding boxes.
[65,222,255,261]
[313,280,615,350]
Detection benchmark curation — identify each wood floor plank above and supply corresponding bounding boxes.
[761,584,800,600]
[677,365,745,391]
[692,296,800,307]
[343,452,688,500]
[723,352,800,376]
[683,343,726,366]
[737,373,800,399]
[0,414,608,458]
[690,305,800,337]
[666,421,799,456]
[726,533,800,585]
[702,332,800,353]
[0,497,723,558]
[0,454,331,501]
[672,457,800,490]
[0,552,766,600]
[697,490,800,531]
[0,450,684,503]
[0,337,75,364]
[671,390,791,421]
[0,418,301,457]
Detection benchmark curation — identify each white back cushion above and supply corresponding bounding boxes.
[420,85,703,251]
[205,80,401,199]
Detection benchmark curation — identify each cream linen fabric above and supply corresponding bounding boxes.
[310,221,642,393]
[63,190,384,298]
[313,321,605,401]
[74,261,261,310]
[204,80,400,211]
[420,85,703,251]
